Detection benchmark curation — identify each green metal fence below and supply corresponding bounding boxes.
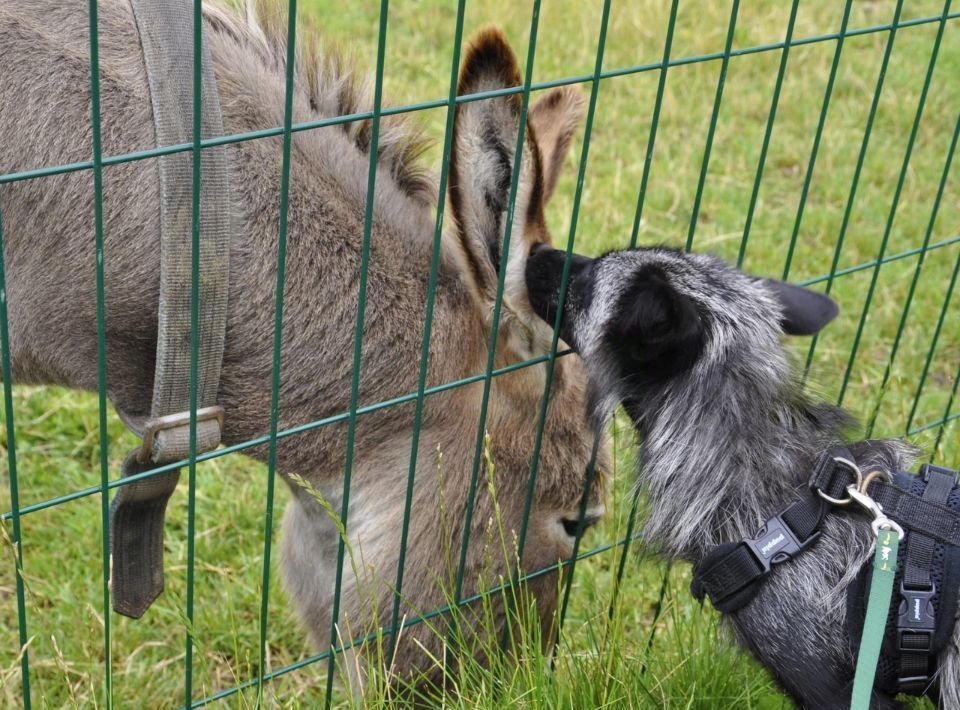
[1,0,959,706]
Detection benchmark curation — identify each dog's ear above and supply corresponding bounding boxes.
[609,268,706,379]
[761,279,839,336]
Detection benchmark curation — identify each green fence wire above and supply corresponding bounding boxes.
[1,1,959,707]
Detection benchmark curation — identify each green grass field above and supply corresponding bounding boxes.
[2,0,959,706]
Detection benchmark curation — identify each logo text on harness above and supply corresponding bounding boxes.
[760,533,786,557]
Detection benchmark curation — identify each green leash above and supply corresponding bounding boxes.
[850,527,901,709]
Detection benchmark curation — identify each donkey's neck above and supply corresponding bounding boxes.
[635,364,852,562]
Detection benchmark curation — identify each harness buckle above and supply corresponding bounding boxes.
[743,514,820,574]
[898,582,936,634]
[137,405,225,464]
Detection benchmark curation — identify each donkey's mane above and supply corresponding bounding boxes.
[204,0,436,205]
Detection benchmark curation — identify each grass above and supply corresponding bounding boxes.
[1,0,959,706]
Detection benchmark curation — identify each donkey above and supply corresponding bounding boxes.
[525,244,960,708]
[0,0,606,683]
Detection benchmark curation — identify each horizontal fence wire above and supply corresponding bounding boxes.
[186,526,645,708]
[2,216,958,521]
[2,10,959,187]
[1,2,959,707]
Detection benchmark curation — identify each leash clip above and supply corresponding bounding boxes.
[846,484,905,540]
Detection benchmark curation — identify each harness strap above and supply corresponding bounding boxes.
[110,0,232,618]
[692,449,960,701]
[897,464,956,694]
[692,450,960,614]
[869,476,960,548]
[691,448,854,612]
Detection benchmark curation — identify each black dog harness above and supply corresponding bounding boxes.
[690,449,960,698]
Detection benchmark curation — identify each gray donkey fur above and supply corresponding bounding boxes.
[525,244,960,708]
[0,0,607,684]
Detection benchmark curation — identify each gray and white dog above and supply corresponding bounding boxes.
[525,244,960,708]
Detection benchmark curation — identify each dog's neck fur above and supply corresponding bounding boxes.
[630,348,907,562]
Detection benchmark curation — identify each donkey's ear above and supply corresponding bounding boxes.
[528,86,585,203]
[449,28,539,301]
[761,279,839,336]
[609,268,706,379]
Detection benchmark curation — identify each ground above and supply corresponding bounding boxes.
[1,0,958,707]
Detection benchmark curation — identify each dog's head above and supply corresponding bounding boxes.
[524,245,838,424]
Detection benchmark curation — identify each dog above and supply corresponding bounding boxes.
[524,243,960,708]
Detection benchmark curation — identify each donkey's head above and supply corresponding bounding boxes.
[445,28,608,549]
[366,28,609,666]
[525,246,839,425]
[279,29,613,684]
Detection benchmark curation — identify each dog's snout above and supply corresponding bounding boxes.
[525,246,594,351]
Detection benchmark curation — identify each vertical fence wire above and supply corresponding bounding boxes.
[510,0,611,653]
[802,0,905,381]
[86,0,113,705]
[644,0,741,662]
[932,362,960,457]
[614,0,680,605]
[257,0,299,703]
[387,0,467,668]
[451,0,542,620]
[629,0,679,250]
[553,434,602,650]
[907,243,960,433]
[685,0,740,252]
[782,0,854,281]
[867,111,960,437]
[837,0,952,407]
[183,0,206,703]
[0,204,30,707]
[514,0,611,587]
[737,0,799,267]
[324,1,389,705]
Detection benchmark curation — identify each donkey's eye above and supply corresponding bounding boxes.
[561,515,599,538]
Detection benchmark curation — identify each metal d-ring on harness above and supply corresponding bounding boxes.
[690,448,960,703]
[110,0,232,619]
